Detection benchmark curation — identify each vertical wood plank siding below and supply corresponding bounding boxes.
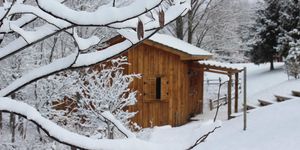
[125,43,204,127]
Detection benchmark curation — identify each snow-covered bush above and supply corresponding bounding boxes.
[78,57,140,139]
[285,40,300,79]
[46,57,140,139]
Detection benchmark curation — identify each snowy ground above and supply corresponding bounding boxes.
[195,99,300,150]
[1,62,299,150]
[203,62,287,104]
[142,121,221,150]
[147,98,300,150]
[147,62,300,150]
[196,62,290,121]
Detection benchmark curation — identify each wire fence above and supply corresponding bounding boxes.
[204,78,242,111]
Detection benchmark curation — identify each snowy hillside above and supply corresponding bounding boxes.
[196,99,300,150]
[147,98,300,150]
[147,62,300,150]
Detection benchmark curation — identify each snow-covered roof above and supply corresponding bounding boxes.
[148,33,212,58]
[199,60,244,71]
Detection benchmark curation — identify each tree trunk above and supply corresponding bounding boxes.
[270,59,274,70]
[0,112,2,129]
[176,16,184,40]
[10,113,16,143]
[107,122,114,139]
[10,93,16,143]
[187,11,193,44]
[37,126,43,141]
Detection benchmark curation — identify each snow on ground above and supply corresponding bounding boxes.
[197,62,288,121]
[195,98,300,150]
[246,63,288,101]
[147,62,300,150]
[147,98,300,150]
[1,62,299,150]
[250,79,300,104]
[203,62,286,103]
[144,121,221,150]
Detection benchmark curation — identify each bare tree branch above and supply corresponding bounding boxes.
[186,126,221,150]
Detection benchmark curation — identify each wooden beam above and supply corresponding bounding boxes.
[227,74,232,120]
[234,73,239,113]
[292,90,300,97]
[200,64,241,73]
[204,68,229,75]
[258,99,273,106]
[181,55,212,60]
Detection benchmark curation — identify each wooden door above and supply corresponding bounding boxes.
[188,63,204,115]
[142,75,169,126]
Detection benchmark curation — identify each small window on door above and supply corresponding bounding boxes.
[143,75,168,101]
[156,77,161,99]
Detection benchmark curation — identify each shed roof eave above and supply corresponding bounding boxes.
[199,61,244,71]
[199,61,244,75]
[143,40,213,61]
[181,55,213,61]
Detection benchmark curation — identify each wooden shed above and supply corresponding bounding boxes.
[107,34,213,127]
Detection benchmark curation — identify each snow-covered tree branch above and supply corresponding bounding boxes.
[0,0,191,148]
[47,57,140,139]
[0,0,190,97]
[0,97,161,150]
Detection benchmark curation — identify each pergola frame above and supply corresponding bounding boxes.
[200,63,244,120]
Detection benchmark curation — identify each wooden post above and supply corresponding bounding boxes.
[234,73,239,113]
[243,67,247,131]
[227,74,232,120]
[209,99,213,110]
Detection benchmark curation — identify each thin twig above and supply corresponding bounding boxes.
[186,126,221,150]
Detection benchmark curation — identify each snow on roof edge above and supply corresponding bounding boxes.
[199,60,245,71]
[149,33,212,57]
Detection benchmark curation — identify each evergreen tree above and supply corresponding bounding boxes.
[249,0,300,71]
[285,40,300,79]
[275,0,300,78]
[249,0,281,70]
[276,0,300,57]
